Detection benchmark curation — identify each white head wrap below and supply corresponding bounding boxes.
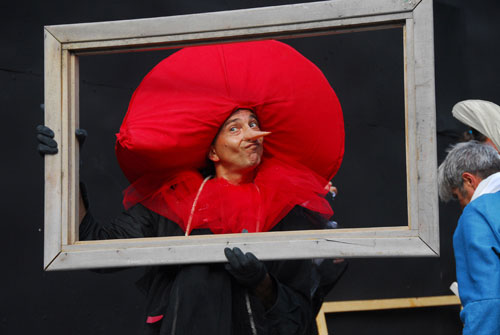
[452,99,500,150]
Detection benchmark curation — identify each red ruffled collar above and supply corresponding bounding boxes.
[123,157,332,234]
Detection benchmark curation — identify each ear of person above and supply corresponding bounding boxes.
[462,172,481,190]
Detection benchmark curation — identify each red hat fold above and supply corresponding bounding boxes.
[116,40,344,233]
[116,40,344,183]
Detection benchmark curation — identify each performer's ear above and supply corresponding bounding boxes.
[461,172,481,190]
[208,146,220,162]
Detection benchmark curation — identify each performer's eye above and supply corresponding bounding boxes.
[229,127,238,132]
[249,121,259,129]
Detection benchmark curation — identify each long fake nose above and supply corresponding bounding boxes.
[243,128,271,141]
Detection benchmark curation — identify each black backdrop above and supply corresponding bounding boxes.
[2,0,500,334]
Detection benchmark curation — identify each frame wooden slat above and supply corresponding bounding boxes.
[46,0,419,44]
[412,0,439,253]
[404,17,418,232]
[60,50,70,247]
[43,30,63,268]
[322,295,460,313]
[58,15,410,55]
[44,0,438,270]
[51,236,434,271]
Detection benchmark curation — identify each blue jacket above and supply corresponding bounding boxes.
[454,190,500,335]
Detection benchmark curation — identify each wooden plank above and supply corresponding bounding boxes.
[59,15,409,54]
[60,50,77,247]
[43,29,63,269]
[58,14,408,55]
[413,0,439,254]
[60,51,78,246]
[69,53,79,244]
[48,236,434,270]
[404,16,418,232]
[67,233,426,252]
[60,50,69,247]
[322,295,460,313]
[315,305,329,335]
[76,226,415,246]
[66,226,418,254]
[45,0,416,45]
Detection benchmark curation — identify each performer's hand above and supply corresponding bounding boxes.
[75,128,87,149]
[37,125,90,218]
[224,247,267,289]
[36,125,58,155]
[325,181,338,198]
[36,125,87,155]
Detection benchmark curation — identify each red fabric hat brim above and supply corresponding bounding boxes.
[116,40,344,184]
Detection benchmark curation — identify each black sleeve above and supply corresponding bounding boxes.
[79,204,159,240]
[262,206,347,335]
[263,261,316,335]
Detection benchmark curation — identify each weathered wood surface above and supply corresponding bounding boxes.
[44,30,62,269]
[50,235,435,270]
[321,295,460,313]
[46,0,419,46]
[413,0,439,255]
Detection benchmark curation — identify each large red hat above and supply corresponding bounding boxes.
[116,40,344,183]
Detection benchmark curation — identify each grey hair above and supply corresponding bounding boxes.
[438,141,500,202]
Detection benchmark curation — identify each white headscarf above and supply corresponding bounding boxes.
[452,99,500,150]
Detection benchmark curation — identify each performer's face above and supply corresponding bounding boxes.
[209,109,270,175]
[452,187,474,210]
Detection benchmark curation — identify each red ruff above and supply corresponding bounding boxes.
[116,40,344,233]
[123,158,333,234]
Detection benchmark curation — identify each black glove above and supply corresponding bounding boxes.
[36,126,87,155]
[224,247,267,289]
[36,125,58,155]
[75,128,87,149]
[37,125,90,210]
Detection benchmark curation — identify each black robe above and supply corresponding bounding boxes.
[80,204,346,335]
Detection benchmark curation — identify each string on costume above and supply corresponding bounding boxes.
[254,183,262,232]
[185,175,212,236]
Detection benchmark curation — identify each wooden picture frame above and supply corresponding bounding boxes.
[44,0,437,270]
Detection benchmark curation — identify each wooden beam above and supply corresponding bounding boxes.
[316,305,329,335]
[322,295,460,314]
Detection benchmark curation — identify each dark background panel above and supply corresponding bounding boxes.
[326,306,462,335]
[286,29,407,229]
[2,0,500,334]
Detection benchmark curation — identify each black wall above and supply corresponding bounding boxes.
[2,0,500,334]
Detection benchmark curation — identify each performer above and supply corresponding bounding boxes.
[438,141,500,334]
[38,40,346,335]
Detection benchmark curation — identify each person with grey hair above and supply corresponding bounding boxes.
[438,141,500,335]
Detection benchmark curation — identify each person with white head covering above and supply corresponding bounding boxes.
[452,99,500,152]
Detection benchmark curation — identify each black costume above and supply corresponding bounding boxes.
[80,204,346,335]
